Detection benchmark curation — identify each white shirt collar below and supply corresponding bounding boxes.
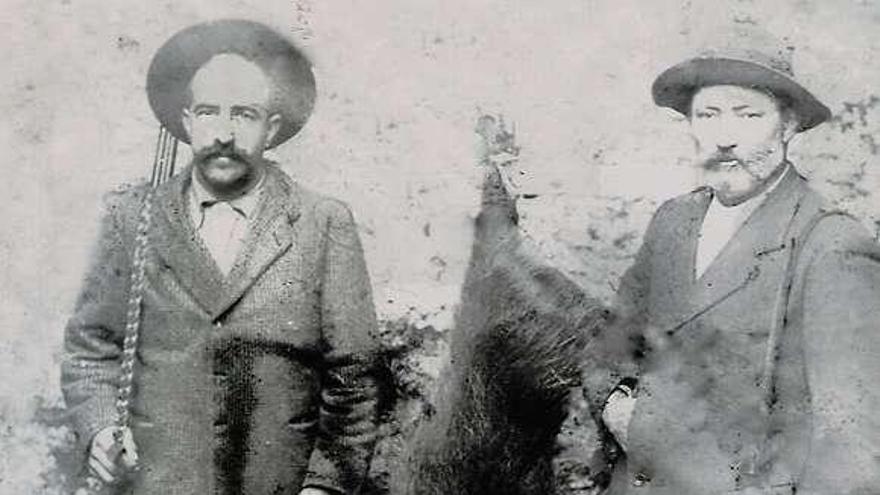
[695,162,791,278]
[189,168,264,221]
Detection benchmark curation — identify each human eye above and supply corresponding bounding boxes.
[193,106,219,118]
[694,110,716,119]
[232,108,260,122]
[736,109,764,119]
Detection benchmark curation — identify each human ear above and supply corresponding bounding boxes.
[265,113,283,148]
[781,111,799,144]
[182,108,193,140]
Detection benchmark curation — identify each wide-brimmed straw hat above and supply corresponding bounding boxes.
[652,28,830,132]
[147,19,316,148]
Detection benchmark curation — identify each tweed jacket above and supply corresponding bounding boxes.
[62,164,380,495]
[600,167,880,494]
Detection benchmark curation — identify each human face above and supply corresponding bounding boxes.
[183,54,281,198]
[689,85,796,206]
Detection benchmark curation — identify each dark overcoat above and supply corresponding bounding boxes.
[62,164,380,495]
[600,167,880,494]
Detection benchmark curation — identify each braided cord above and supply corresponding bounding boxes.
[79,127,175,494]
[113,125,175,439]
[113,188,154,438]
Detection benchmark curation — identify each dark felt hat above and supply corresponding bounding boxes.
[147,19,316,148]
[652,28,830,132]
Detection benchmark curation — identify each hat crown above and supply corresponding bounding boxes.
[698,46,793,78]
[147,19,316,149]
[696,27,796,78]
[651,25,831,132]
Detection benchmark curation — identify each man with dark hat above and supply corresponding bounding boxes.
[62,19,380,494]
[586,28,880,494]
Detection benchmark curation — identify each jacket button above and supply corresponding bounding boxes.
[633,473,650,487]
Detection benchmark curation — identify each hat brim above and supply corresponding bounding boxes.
[652,58,830,132]
[147,19,316,149]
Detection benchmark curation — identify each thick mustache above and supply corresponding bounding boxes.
[703,152,742,168]
[702,146,777,170]
[196,143,248,163]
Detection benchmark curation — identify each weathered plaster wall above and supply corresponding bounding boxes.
[1,1,878,492]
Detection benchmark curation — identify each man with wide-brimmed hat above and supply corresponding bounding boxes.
[576,28,880,494]
[62,19,380,494]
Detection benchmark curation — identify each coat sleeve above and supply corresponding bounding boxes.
[578,201,664,415]
[61,192,133,453]
[555,202,666,494]
[304,200,380,494]
[797,218,880,494]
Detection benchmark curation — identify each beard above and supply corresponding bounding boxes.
[697,146,782,206]
[192,142,264,196]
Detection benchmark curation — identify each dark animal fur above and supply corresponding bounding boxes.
[393,169,608,495]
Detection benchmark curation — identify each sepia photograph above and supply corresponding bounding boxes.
[1,1,878,494]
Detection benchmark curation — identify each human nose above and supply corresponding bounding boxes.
[716,143,737,155]
[205,112,236,144]
[216,118,236,144]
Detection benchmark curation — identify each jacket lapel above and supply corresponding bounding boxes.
[647,187,711,328]
[150,167,229,316]
[214,167,302,319]
[673,187,712,295]
[664,167,809,334]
